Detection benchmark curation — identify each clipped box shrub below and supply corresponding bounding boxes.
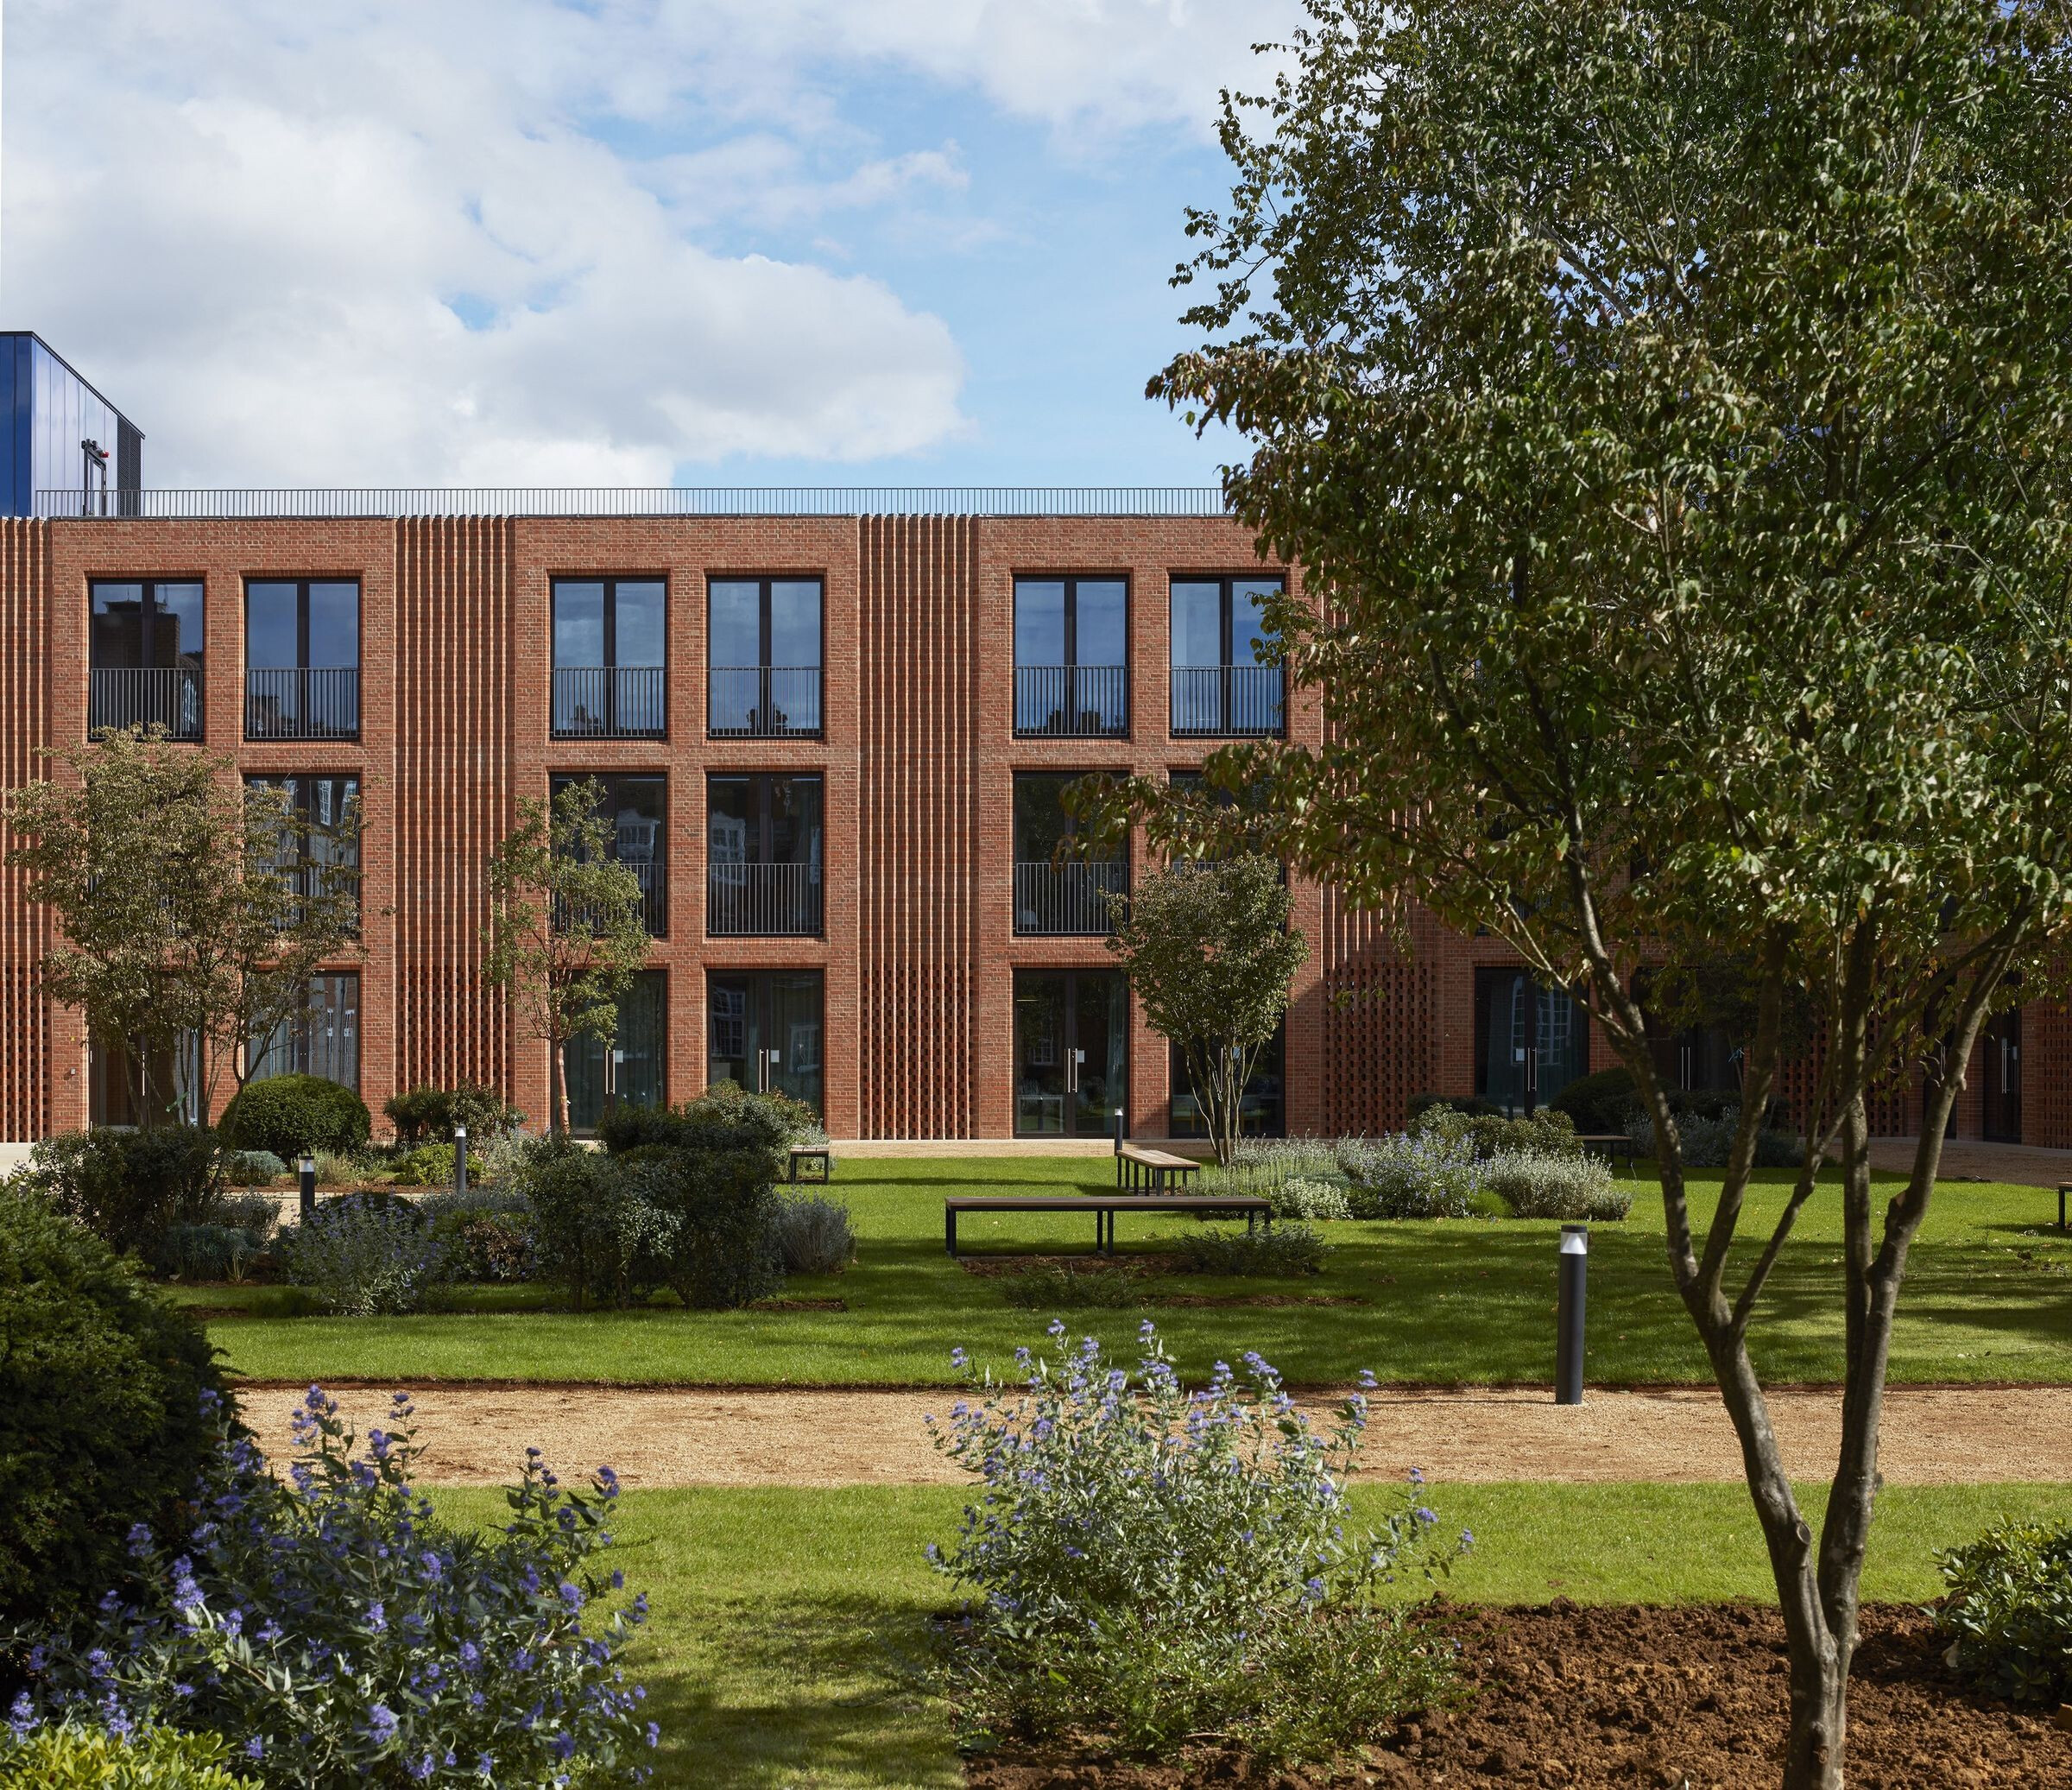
[622,1142,786,1310]
[1415,1104,1582,1161]
[220,1074,371,1161]
[0,1725,261,1790]
[1482,1150,1633,1221]
[28,1127,226,1256]
[1936,1518,2072,1705]
[279,1193,453,1315]
[0,1185,226,1629]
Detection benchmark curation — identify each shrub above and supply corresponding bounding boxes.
[1625,1105,1804,1168]
[1936,1519,2072,1705]
[1405,1092,1501,1122]
[224,1149,287,1185]
[623,1142,786,1310]
[1210,1137,1344,1193]
[382,1082,525,1148]
[27,1128,226,1256]
[220,1075,371,1161]
[309,1148,360,1187]
[0,1186,226,1630]
[598,1081,824,1152]
[13,1388,657,1787]
[770,1192,856,1275]
[1174,1222,1330,1275]
[419,1187,534,1283]
[1549,1066,1639,1135]
[0,1724,261,1789]
[998,1263,1140,1309]
[1266,1177,1353,1221]
[1482,1150,1633,1221]
[150,1224,268,1282]
[388,1142,487,1187]
[1415,1104,1582,1162]
[1336,1132,1485,1219]
[279,1195,453,1315]
[515,1140,662,1311]
[926,1325,1465,1758]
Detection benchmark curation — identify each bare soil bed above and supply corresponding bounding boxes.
[964,1603,2071,1789]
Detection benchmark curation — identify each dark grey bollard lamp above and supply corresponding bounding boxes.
[1556,1224,1589,1405]
[298,1152,317,1224]
[453,1125,469,1199]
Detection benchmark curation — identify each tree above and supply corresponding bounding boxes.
[1104,855,1307,1165]
[483,777,651,1136]
[1143,4,2072,1784]
[6,728,363,1123]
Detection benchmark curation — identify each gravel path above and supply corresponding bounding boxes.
[238,1382,2072,1489]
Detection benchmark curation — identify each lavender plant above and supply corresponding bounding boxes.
[279,1198,454,1315]
[10,1388,656,1787]
[925,1324,1466,1758]
[1336,1132,1485,1219]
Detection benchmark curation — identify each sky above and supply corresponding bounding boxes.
[1,0,1299,490]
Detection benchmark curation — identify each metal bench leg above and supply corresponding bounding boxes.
[946,1208,957,1258]
[2061,1185,2068,1233]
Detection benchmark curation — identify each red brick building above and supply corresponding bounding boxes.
[0,495,2056,1144]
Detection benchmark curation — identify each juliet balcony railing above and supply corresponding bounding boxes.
[553,857,667,938]
[245,667,361,741]
[90,667,204,739]
[706,667,823,738]
[552,667,666,739]
[707,860,824,937]
[1013,665,1128,737]
[1170,665,1286,737]
[1013,861,1127,936]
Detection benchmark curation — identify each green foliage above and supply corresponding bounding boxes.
[512,1139,661,1311]
[0,1185,226,1629]
[0,1725,261,1790]
[1267,1177,1354,1221]
[388,1143,486,1188]
[1405,1093,1502,1123]
[418,1189,534,1283]
[1335,1134,1486,1219]
[150,1221,273,1283]
[622,1142,786,1311]
[1415,1105,1581,1163]
[27,1129,226,1256]
[769,1192,856,1275]
[1549,1069,1640,1136]
[381,1083,524,1148]
[1483,1151,1633,1222]
[1936,1519,2072,1705]
[1173,1223,1330,1276]
[598,1081,824,1152]
[220,1075,371,1161]
[998,1264,1140,1309]
[224,1149,287,1184]
[1627,1107,1805,1169]
[1103,856,1308,1166]
[280,1196,453,1315]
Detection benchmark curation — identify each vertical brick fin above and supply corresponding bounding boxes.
[393,517,514,1097]
[857,514,979,1137]
[1320,889,1437,1135]
[0,522,50,1140]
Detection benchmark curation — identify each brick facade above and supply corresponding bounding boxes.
[0,511,2048,1143]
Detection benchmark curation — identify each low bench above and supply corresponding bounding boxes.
[1577,1133,1639,1174]
[1115,1142,1203,1192]
[788,1145,833,1185]
[944,1193,1272,1258]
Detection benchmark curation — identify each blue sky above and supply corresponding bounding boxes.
[3,1,1292,489]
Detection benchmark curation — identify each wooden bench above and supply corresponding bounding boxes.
[1576,1133,1639,1174]
[944,1193,1271,1258]
[787,1145,833,1184]
[1115,1142,1203,1192]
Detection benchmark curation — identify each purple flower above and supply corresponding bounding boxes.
[366,1704,399,1744]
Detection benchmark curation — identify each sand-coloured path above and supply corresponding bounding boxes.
[238,1382,2072,1489]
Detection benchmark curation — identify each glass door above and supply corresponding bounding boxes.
[1982,1008,2021,1143]
[1014,970,1128,1136]
[1475,968,1589,1115]
[707,971,825,1117]
[565,971,666,1135]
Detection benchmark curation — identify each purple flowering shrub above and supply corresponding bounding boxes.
[280,1198,455,1315]
[11,1388,657,1787]
[925,1322,1469,1760]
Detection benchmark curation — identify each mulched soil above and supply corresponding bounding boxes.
[963,1603,2072,1789]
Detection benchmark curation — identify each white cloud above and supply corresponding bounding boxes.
[1,0,1287,485]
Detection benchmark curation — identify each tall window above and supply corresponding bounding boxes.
[89,1032,202,1128]
[245,579,360,740]
[707,774,823,936]
[245,775,360,926]
[1475,968,1589,1115]
[565,970,666,1135]
[1170,576,1285,737]
[549,773,668,936]
[708,971,824,1116]
[1171,1029,1285,1139]
[248,974,361,1090]
[552,579,666,738]
[89,580,204,738]
[709,578,823,737]
[1013,771,1127,936]
[1014,577,1128,736]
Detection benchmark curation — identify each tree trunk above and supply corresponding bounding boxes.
[552,1034,570,1136]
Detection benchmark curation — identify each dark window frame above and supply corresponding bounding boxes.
[564,967,668,1136]
[1013,573,1130,737]
[243,773,363,932]
[705,770,825,938]
[550,575,668,740]
[1167,572,1287,738]
[243,577,361,741]
[88,578,206,739]
[705,574,825,739]
[549,770,670,938]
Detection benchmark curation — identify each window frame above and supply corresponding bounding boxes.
[243,578,361,673]
[243,773,363,931]
[1013,574,1130,737]
[1167,572,1287,738]
[549,770,670,938]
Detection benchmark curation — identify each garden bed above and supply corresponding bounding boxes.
[962,1603,2067,1788]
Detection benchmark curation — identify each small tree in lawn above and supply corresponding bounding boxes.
[1106,855,1307,1166]
[483,777,650,1135]
[6,727,363,1122]
[1142,4,2072,1785]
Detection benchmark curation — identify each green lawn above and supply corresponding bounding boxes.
[190,1157,2072,1388]
[433,1478,2072,1790]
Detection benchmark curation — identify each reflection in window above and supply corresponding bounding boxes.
[1474,968,1589,1114]
[552,579,666,737]
[248,974,361,1090]
[1014,577,1128,735]
[1169,576,1285,736]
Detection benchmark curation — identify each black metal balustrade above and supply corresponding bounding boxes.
[244,668,361,740]
[1013,665,1128,737]
[90,667,204,739]
[1013,861,1127,936]
[1170,665,1286,737]
[552,667,666,738]
[554,857,667,938]
[706,667,823,738]
[707,861,823,936]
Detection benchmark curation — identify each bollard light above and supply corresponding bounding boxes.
[298,1152,317,1224]
[1556,1224,1589,1405]
[453,1125,469,1199]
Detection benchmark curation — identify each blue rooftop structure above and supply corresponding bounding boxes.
[0,332,142,517]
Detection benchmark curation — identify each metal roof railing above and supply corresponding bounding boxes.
[35,486,1231,521]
